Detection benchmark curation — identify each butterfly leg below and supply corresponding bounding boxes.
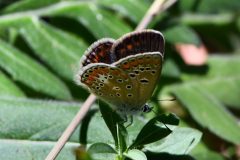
[125,115,133,128]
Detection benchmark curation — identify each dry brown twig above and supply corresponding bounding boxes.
[45,0,177,159]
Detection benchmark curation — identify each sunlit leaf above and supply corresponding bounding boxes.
[0,140,78,160]
[0,39,72,99]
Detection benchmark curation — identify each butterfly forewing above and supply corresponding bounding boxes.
[80,38,115,67]
[111,30,164,62]
[115,52,163,109]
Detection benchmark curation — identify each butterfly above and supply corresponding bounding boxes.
[75,29,165,116]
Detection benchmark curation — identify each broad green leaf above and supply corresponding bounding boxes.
[0,97,81,141]
[124,149,147,160]
[82,111,114,144]
[129,113,179,149]
[98,101,123,148]
[98,0,149,23]
[181,55,240,108]
[0,140,78,160]
[2,0,61,14]
[196,0,240,13]
[179,0,240,13]
[191,143,225,160]
[88,143,116,154]
[126,116,147,144]
[173,85,240,144]
[206,55,240,78]
[87,142,116,160]
[0,39,72,100]
[198,77,240,109]
[145,127,202,154]
[46,2,132,38]
[19,18,88,80]
[0,71,25,97]
[163,25,201,46]
[180,13,235,26]
[1,2,131,39]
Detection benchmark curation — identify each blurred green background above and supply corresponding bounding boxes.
[0,0,240,159]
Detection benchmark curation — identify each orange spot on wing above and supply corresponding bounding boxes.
[127,44,133,50]
[122,64,130,69]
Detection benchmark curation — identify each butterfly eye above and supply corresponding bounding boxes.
[142,104,152,113]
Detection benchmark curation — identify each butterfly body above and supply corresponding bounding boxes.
[76,30,165,115]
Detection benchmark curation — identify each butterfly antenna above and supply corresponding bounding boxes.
[148,104,172,132]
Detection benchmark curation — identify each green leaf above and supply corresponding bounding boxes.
[0,71,25,97]
[19,18,88,80]
[117,123,128,154]
[124,149,147,160]
[46,2,132,39]
[88,143,116,154]
[81,111,114,144]
[179,55,240,109]
[191,143,225,160]
[145,127,202,154]
[129,113,179,149]
[99,102,122,146]
[0,39,72,100]
[0,140,78,160]
[0,97,81,141]
[98,0,149,23]
[179,0,240,13]
[173,85,240,144]
[163,25,201,46]
[197,0,240,13]
[87,143,116,160]
[2,0,61,14]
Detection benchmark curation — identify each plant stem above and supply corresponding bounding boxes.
[45,94,96,160]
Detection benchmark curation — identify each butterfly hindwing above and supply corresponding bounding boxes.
[114,52,163,108]
[79,63,135,110]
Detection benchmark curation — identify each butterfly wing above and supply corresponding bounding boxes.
[111,29,164,62]
[78,63,136,111]
[114,52,163,109]
[80,38,115,68]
